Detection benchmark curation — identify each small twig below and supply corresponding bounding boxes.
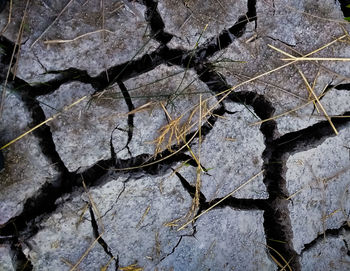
[0,0,12,35]
[43,29,114,45]
[282,57,350,61]
[69,233,103,271]
[298,69,338,135]
[0,0,30,119]
[0,95,88,150]
[31,0,75,48]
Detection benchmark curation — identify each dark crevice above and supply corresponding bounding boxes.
[143,0,173,44]
[117,81,135,146]
[175,170,266,212]
[221,87,300,269]
[114,152,194,175]
[10,240,33,271]
[257,93,300,270]
[208,197,267,211]
[159,236,183,262]
[89,206,119,271]
[338,0,350,18]
[112,102,225,175]
[195,0,257,60]
[0,158,114,239]
[11,47,167,98]
[110,128,117,164]
[335,83,350,90]
[301,223,350,255]
[174,171,207,204]
[273,111,350,154]
[0,1,348,269]
[344,239,350,257]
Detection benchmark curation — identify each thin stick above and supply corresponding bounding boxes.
[0,0,12,35]
[31,0,75,48]
[298,70,338,134]
[177,170,264,231]
[250,99,317,126]
[43,29,114,45]
[0,95,87,150]
[0,0,30,119]
[282,57,350,61]
[69,233,103,271]
[12,0,31,79]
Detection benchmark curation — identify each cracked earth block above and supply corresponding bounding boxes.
[178,102,267,200]
[158,207,276,270]
[286,124,350,254]
[0,245,14,271]
[24,191,114,270]
[112,64,216,160]
[38,81,128,172]
[300,229,350,271]
[0,94,59,225]
[0,0,158,83]
[209,0,350,136]
[158,0,249,50]
[26,171,194,270]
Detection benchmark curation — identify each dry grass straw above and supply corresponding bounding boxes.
[43,29,114,45]
[31,0,74,48]
[0,0,30,119]
[136,205,151,229]
[0,95,88,150]
[264,243,293,271]
[2,33,348,164]
[100,256,115,271]
[0,0,12,35]
[297,69,338,134]
[67,178,106,271]
[82,178,104,232]
[61,258,82,271]
[115,33,348,172]
[119,264,143,271]
[250,94,325,126]
[69,233,103,271]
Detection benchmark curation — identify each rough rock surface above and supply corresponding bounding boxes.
[300,229,350,271]
[178,102,267,200]
[0,94,59,225]
[0,245,14,271]
[0,0,349,270]
[158,208,276,270]
[286,125,350,254]
[0,0,158,83]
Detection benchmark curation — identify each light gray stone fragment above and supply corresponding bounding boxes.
[0,94,58,225]
[25,192,114,271]
[158,0,248,50]
[300,229,350,271]
[286,124,350,254]
[178,102,267,200]
[113,64,215,160]
[89,172,193,269]
[0,245,14,271]
[38,82,128,172]
[26,171,193,270]
[0,0,158,83]
[157,208,276,271]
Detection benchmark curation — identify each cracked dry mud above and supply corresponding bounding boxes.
[0,0,350,270]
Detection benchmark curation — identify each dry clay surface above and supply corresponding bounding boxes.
[0,0,350,270]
